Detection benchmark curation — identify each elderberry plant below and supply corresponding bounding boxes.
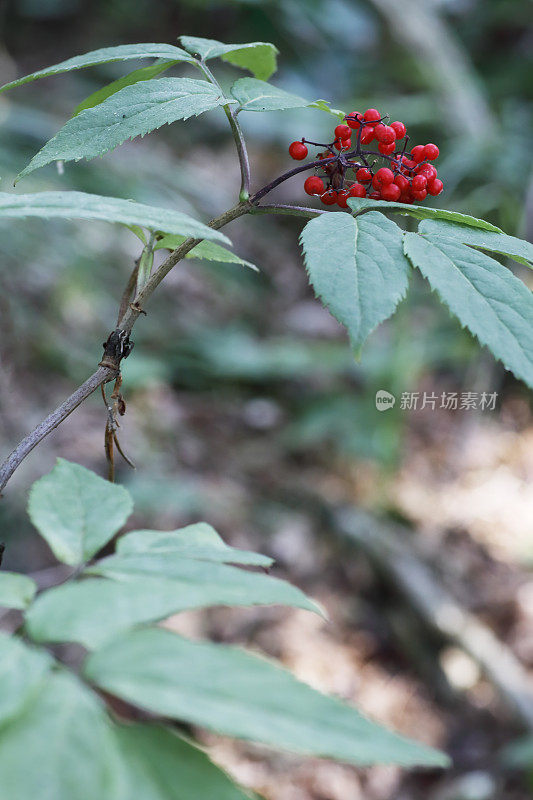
[0,34,532,798]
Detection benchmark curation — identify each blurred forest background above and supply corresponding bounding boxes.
[1,1,533,798]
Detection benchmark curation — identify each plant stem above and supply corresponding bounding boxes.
[0,366,115,495]
[197,60,251,201]
[249,157,335,204]
[118,201,250,333]
[249,203,326,219]
[0,203,251,493]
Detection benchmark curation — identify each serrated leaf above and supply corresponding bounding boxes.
[26,563,319,649]
[404,232,533,388]
[0,670,120,800]
[0,43,194,94]
[85,627,449,768]
[27,459,133,566]
[0,634,52,725]
[73,60,177,115]
[300,211,410,351]
[231,77,309,112]
[0,572,36,610]
[112,723,251,800]
[155,234,258,270]
[0,192,231,244]
[418,218,533,268]
[16,78,234,182]
[348,197,503,233]
[180,36,278,80]
[116,522,273,566]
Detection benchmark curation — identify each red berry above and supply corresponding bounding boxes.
[335,124,352,140]
[394,174,409,192]
[364,108,381,122]
[410,145,425,163]
[427,178,443,195]
[320,190,338,205]
[289,141,308,160]
[304,176,325,196]
[346,112,362,130]
[356,167,372,182]
[375,125,396,144]
[412,189,427,201]
[416,164,437,181]
[369,191,381,199]
[334,137,351,150]
[375,167,394,185]
[390,121,406,139]
[381,183,401,201]
[360,127,375,144]
[378,142,396,155]
[402,158,416,170]
[400,193,414,204]
[424,143,439,160]
[336,190,350,208]
[411,175,427,191]
[349,183,366,198]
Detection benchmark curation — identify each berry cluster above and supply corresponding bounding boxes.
[288,108,443,208]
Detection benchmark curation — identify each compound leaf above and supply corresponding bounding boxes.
[404,232,533,389]
[155,234,258,270]
[231,77,309,112]
[0,191,231,243]
[25,562,319,649]
[85,627,449,768]
[348,197,503,232]
[300,211,410,352]
[16,78,233,181]
[0,634,52,725]
[0,43,194,94]
[116,522,273,566]
[180,36,278,80]
[73,60,178,115]
[418,218,533,268]
[112,723,251,800]
[0,670,120,800]
[27,459,132,566]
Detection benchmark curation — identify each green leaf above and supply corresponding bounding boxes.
[418,218,533,268]
[231,77,309,112]
[348,197,503,233]
[180,36,278,80]
[26,562,319,649]
[0,43,194,94]
[0,634,52,725]
[0,192,231,244]
[403,233,533,388]
[85,628,449,768]
[154,234,258,270]
[300,211,410,351]
[113,723,251,800]
[0,670,120,800]
[16,78,234,182]
[307,99,346,119]
[73,60,177,115]
[0,572,36,610]
[116,522,273,566]
[27,459,133,566]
